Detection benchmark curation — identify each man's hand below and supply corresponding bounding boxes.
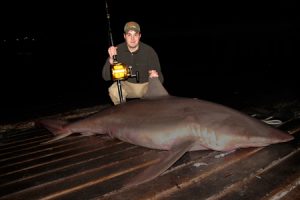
[108,46,118,64]
[149,70,159,78]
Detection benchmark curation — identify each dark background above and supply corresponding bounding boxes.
[1,1,299,123]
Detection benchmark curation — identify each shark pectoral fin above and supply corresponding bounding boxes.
[80,132,96,137]
[126,139,195,188]
[40,133,73,144]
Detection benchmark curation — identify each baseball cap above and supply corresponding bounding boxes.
[124,21,141,33]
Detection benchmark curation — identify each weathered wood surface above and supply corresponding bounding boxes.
[0,108,299,200]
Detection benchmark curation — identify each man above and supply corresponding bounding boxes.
[102,21,164,105]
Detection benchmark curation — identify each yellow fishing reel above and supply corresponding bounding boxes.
[110,60,139,104]
[111,62,139,82]
[111,62,130,81]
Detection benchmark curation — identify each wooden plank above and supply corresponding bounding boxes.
[0,136,114,175]
[279,181,300,200]
[0,143,144,198]
[0,148,159,199]
[0,108,299,200]
[98,138,299,200]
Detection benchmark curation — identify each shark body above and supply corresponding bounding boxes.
[36,76,293,186]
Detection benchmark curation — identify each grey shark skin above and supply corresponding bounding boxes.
[36,76,294,187]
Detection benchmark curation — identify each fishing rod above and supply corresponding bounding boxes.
[105,0,139,104]
[105,0,116,62]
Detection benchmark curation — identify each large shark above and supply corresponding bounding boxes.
[36,73,294,186]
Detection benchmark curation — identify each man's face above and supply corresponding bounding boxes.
[124,30,141,49]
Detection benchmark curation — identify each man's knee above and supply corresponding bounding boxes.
[124,82,148,98]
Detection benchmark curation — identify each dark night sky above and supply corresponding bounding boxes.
[1,1,299,122]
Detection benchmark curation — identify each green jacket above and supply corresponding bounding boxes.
[102,42,164,83]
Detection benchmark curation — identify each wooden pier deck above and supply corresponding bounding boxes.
[0,104,299,200]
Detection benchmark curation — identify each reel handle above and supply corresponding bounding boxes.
[128,66,140,83]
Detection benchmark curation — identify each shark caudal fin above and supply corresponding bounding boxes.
[143,76,169,99]
[35,119,72,144]
[125,139,195,188]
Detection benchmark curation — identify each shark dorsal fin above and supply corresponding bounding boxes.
[143,77,169,99]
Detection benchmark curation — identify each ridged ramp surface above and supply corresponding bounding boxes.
[0,106,299,200]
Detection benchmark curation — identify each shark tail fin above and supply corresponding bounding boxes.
[35,119,72,144]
